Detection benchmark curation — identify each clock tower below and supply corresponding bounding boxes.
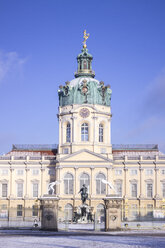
[58,31,112,159]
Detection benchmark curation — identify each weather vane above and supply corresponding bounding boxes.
[83,30,90,48]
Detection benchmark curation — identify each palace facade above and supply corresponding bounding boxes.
[0,37,165,224]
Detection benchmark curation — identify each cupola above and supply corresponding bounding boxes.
[75,30,95,78]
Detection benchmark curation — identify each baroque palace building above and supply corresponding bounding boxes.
[0,33,165,224]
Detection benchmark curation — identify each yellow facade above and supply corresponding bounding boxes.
[0,43,165,225]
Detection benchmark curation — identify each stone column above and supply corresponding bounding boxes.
[74,167,78,196]
[104,196,122,231]
[90,167,94,196]
[107,167,113,195]
[40,196,59,231]
[40,166,45,196]
[154,164,159,208]
[123,165,128,198]
[9,166,14,198]
[25,166,30,198]
[139,165,144,198]
[55,167,61,195]
[58,117,61,154]
[92,116,97,152]
[71,116,77,143]
[154,166,159,198]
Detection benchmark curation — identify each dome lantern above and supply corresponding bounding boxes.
[75,30,95,78]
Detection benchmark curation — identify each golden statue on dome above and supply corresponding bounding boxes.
[83,30,90,48]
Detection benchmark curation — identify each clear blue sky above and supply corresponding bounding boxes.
[0,0,165,154]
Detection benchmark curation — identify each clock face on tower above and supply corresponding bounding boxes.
[79,108,90,118]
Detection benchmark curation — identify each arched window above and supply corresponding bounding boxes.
[80,173,90,192]
[66,123,71,142]
[96,173,106,194]
[96,204,105,223]
[80,61,82,70]
[99,124,103,142]
[83,60,87,69]
[88,60,90,70]
[81,123,88,141]
[64,204,73,220]
[64,173,74,194]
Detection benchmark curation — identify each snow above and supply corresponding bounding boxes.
[0,230,165,248]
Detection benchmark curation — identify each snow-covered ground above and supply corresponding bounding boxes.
[0,230,165,248]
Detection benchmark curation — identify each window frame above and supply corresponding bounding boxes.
[17,204,23,217]
[17,182,23,198]
[64,203,73,220]
[2,183,8,197]
[32,205,38,217]
[64,173,74,195]
[80,172,90,192]
[115,182,122,197]
[162,183,165,198]
[96,173,106,195]
[33,183,39,198]
[66,123,71,143]
[146,183,153,198]
[81,123,89,141]
[99,124,104,142]
[131,183,137,197]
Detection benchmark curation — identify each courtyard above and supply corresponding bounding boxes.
[0,230,165,248]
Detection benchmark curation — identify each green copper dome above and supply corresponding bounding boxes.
[58,47,112,107]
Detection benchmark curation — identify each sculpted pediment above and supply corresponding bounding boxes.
[59,149,112,163]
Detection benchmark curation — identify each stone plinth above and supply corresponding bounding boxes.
[40,195,59,231]
[104,195,122,231]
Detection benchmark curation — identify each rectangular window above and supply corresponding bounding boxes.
[130,169,137,176]
[162,183,165,198]
[17,170,24,176]
[63,148,69,154]
[2,183,7,197]
[1,204,7,210]
[33,183,38,197]
[115,183,122,196]
[81,123,88,141]
[146,169,153,176]
[147,204,153,217]
[66,123,71,142]
[115,169,122,176]
[32,205,38,216]
[2,169,8,175]
[147,183,153,198]
[0,204,8,218]
[32,169,39,176]
[161,170,165,175]
[131,183,137,197]
[99,124,103,142]
[17,183,23,197]
[131,204,138,218]
[17,205,23,217]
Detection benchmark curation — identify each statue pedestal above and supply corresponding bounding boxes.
[104,195,123,231]
[73,204,94,223]
[40,195,59,231]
